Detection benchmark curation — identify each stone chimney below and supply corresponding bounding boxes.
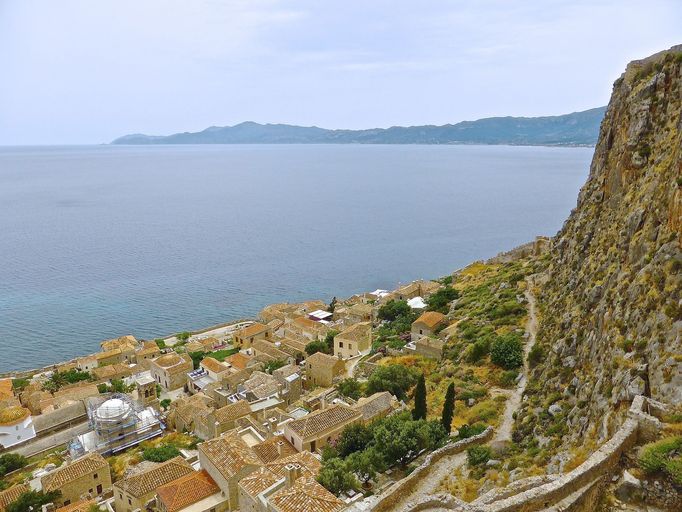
[284,463,301,487]
[277,440,285,455]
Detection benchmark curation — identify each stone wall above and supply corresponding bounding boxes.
[392,396,662,512]
[371,427,494,512]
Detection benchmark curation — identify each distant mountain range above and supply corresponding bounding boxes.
[112,107,606,146]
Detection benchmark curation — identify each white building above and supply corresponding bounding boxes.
[0,406,36,448]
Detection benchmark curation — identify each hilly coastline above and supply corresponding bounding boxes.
[112,107,605,146]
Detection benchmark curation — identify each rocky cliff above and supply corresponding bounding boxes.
[516,46,682,464]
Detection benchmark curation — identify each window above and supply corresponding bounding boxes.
[419,329,423,335]
[64,501,71,506]
[89,489,93,494]
[348,343,352,350]
[128,499,131,505]
[119,493,123,499]
[94,473,98,479]
[339,342,343,348]
[97,484,102,494]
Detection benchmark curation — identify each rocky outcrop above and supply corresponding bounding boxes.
[518,45,682,450]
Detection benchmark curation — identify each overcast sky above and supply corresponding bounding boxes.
[0,0,680,145]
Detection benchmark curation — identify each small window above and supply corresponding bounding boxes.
[64,501,71,506]
[339,342,343,348]
[419,329,423,335]
[348,343,352,350]
[89,489,93,494]
[94,473,98,479]
[128,499,132,505]
[119,493,123,499]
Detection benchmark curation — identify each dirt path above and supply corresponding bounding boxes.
[384,277,540,511]
[493,278,538,442]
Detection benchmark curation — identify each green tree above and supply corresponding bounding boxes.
[154,338,167,349]
[329,297,338,313]
[441,382,456,434]
[490,333,524,369]
[336,378,362,400]
[378,300,411,321]
[160,399,171,410]
[142,444,181,462]
[347,448,383,486]
[176,332,191,342]
[426,287,460,314]
[412,374,427,420]
[366,364,418,401]
[262,359,287,374]
[189,351,205,369]
[7,491,61,512]
[305,340,330,356]
[323,330,339,352]
[0,453,27,478]
[336,423,372,457]
[317,457,357,495]
[467,445,492,466]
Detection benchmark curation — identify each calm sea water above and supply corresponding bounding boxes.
[0,144,592,372]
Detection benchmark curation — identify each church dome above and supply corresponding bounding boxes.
[0,406,30,426]
[155,353,181,368]
[95,397,132,420]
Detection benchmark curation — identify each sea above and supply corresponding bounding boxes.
[0,144,593,372]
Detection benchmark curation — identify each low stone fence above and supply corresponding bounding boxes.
[397,395,663,512]
[371,427,494,512]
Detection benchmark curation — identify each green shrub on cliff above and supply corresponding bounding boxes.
[490,333,524,369]
[638,436,682,476]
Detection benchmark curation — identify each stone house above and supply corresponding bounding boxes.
[233,323,272,349]
[282,404,362,452]
[149,353,193,391]
[285,317,329,342]
[113,457,194,512]
[393,280,441,301]
[169,393,216,433]
[333,302,373,326]
[199,400,252,439]
[198,433,261,510]
[334,322,372,359]
[91,363,133,383]
[156,470,227,512]
[272,364,302,405]
[304,352,345,388]
[134,341,161,364]
[250,340,295,365]
[251,435,298,464]
[268,476,344,512]
[411,311,446,343]
[96,349,123,367]
[415,336,445,359]
[76,356,98,372]
[41,452,111,507]
[351,391,400,424]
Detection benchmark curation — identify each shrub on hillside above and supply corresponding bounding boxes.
[467,445,492,466]
[143,444,181,462]
[490,333,524,369]
[638,436,682,475]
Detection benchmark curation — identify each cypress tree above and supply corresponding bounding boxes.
[441,382,456,434]
[413,373,427,420]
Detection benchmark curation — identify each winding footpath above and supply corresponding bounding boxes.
[386,277,539,512]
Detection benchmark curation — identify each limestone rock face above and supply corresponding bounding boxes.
[520,46,682,450]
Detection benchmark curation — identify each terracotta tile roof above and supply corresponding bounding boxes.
[237,467,281,497]
[272,364,300,380]
[199,432,260,480]
[114,457,194,498]
[414,311,446,329]
[224,352,252,370]
[268,476,344,512]
[280,337,308,352]
[101,335,138,352]
[266,451,322,479]
[352,391,395,421]
[200,357,228,374]
[293,317,325,331]
[336,322,371,342]
[0,484,29,512]
[92,363,132,381]
[306,352,343,370]
[253,340,290,361]
[96,348,121,360]
[156,470,219,512]
[285,405,360,440]
[42,453,109,492]
[213,400,251,424]
[172,394,215,426]
[236,323,270,339]
[55,499,96,512]
[243,371,280,399]
[252,435,297,464]
[0,406,30,426]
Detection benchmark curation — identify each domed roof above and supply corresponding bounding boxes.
[0,406,30,426]
[155,353,181,368]
[95,397,132,419]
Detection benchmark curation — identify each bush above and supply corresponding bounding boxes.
[143,444,181,462]
[0,453,28,478]
[366,364,418,400]
[426,287,460,314]
[457,423,487,439]
[467,445,492,466]
[490,333,524,369]
[305,340,331,356]
[7,491,61,512]
[638,436,682,474]
[155,338,166,349]
[378,300,412,322]
[467,340,490,364]
[317,457,357,495]
[336,378,362,400]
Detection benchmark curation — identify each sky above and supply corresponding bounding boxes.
[0,0,680,145]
